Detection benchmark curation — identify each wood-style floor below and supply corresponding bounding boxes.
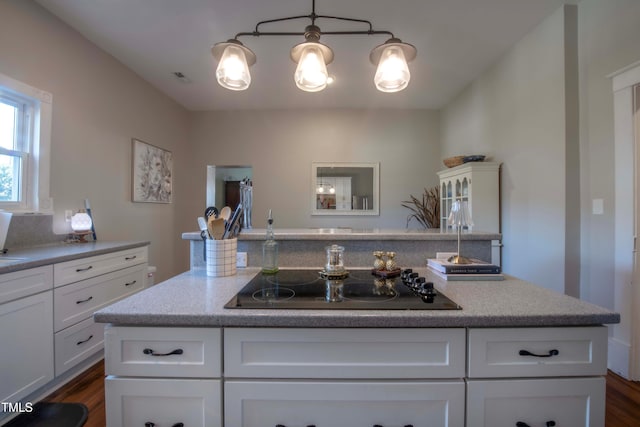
[43,360,640,426]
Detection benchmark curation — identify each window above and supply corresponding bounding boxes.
[0,73,52,212]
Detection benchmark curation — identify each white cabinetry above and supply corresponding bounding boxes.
[104,326,222,427]
[53,247,147,376]
[0,267,54,406]
[224,328,466,427]
[438,162,501,264]
[316,176,352,210]
[466,326,607,427]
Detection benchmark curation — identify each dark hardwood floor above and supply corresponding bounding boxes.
[43,360,640,426]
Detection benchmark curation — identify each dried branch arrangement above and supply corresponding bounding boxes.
[402,186,440,229]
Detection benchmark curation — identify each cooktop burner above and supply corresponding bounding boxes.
[224,269,461,310]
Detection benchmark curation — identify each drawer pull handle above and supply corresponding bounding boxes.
[518,349,559,358]
[125,255,137,261]
[125,280,137,287]
[516,422,556,427]
[76,296,93,304]
[76,335,93,346]
[143,348,184,357]
[75,265,93,272]
[145,423,155,427]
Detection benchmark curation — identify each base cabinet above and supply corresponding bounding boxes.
[105,377,221,427]
[225,380,465,427]
[466,377,605,427]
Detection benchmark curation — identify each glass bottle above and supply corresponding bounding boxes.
[262,210,278,274]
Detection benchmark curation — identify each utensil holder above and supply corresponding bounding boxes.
[205,238,237,277]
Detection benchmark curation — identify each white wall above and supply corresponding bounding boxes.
[187,109,441,229]
[0,0,192,281]
[440,6,574,294]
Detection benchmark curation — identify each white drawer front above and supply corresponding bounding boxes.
[467,326,608,378]
[225,328,466,379]
[225,380,465,427]
[54,246,148,286]
[54,264,145,331]
[466,377,605,427]
[0,265,53,304]
[105,377,221,427]
[104,326,221,378]
[54,316,105,376]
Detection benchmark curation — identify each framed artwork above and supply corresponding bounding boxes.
[132,138,173,203]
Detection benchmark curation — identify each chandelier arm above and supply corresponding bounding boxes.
[254,14,313,33]
[313,14,374,32]
[234,29,394,39]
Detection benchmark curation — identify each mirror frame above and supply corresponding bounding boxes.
[311,162,380,216]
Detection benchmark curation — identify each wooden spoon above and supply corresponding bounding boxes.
[219,206,232,222]
[209,217,226,240]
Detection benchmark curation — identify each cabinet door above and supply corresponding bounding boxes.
[0,291,54,403]
[226,380,465,427]
[467,377,605,427]
[105,377,221,427]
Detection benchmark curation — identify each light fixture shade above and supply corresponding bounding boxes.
[373,45,411,92]
[212,42,256,91]
[370,39,416,93]
[292,43,332,92]
[71,211,93,232]
[447,200,474,228]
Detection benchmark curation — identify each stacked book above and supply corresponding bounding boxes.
[427,258,504,281]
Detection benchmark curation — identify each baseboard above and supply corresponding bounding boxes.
[609,336,631,379]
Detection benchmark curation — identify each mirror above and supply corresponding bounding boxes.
[206,165,253,209]
[311,162,379,216]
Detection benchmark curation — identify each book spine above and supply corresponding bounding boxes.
[444,266,501,274]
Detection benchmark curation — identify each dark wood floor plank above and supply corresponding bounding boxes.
[42,361,640,427]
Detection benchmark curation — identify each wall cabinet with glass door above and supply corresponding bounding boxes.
[438,162,501,263]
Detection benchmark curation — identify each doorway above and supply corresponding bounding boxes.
[206,165,252,209]
[611,61,640,380]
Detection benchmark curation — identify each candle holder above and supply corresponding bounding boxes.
[447,200,473,264]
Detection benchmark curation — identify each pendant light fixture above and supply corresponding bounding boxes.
[211,0,416,93]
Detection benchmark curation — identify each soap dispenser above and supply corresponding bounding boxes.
[262,209,278,274]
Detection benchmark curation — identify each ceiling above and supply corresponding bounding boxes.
[35,0,575,111]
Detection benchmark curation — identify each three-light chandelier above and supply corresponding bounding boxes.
[211,0,417,93]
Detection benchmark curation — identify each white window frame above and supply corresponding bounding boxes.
[0,72,52,213]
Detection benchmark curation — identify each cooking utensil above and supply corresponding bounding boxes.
[204,206,219,219]
[219,206,232,222]
[223,203,243,239]
[210,217,226,240]
[197,217,209,260]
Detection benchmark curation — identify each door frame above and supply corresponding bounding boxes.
[610,60,640,380]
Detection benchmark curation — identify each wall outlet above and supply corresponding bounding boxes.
[237,252,248,268]
[64,210,73,222]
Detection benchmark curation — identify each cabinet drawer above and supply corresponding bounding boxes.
[468,326,607,378]
[54,264,145,331]
[105,377,221,427]
[225,328,466,379]
[225,380,465,427]
[54,316,105,376]
[0,265,53,304]
[54,246,148,286]
[466,377,605,427]
[104,326,221,378]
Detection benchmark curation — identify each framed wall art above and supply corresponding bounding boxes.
[132,138,173,203]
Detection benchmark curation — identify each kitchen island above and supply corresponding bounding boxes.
[95,267,618,427]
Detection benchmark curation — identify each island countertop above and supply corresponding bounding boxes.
[94,267,619,328]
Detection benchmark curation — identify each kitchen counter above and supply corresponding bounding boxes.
[0,240,150,274]
[94,267,619,328]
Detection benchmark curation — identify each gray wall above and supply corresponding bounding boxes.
[0,0,191,282]
[187,109,442,230]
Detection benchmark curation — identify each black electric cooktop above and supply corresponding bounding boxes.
[224,269,461,310]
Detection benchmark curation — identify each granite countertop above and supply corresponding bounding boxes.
[182,228,502,241]
[94,267,620,328]
[0,240,150,274]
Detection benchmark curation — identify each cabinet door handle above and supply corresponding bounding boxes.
[76,335,93,346]
[518,349,559,358]
[125,280,137,287]
[172,424,184,427]
[143,348,184,357]
[76,296,93,304]
[125,255,137,261]
[75,265,93,272]
[516,422,556,427]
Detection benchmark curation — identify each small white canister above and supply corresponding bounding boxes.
[205,238,237,277]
